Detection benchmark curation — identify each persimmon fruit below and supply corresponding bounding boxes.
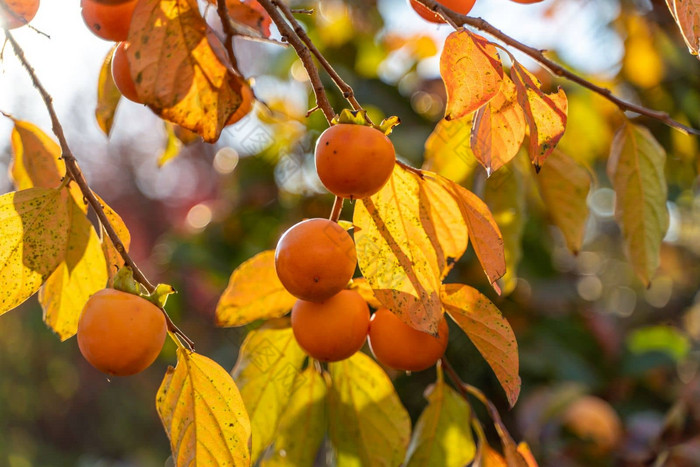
[1,0,39,29]
[77,288,167,376]
[112,42,141,103]
[81,0,137,41]
[275,218,357,302]
[509,0,544,3]
[315,123,395,200]
[408,0,476,23]
[368,308,449,371]
[291,290,370,362]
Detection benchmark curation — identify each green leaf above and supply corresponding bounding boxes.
[38,195,108,341]
[442,284,521,407]
[260,367,328,467]
[232,321,307,463]
[215,250,297,327]
[484,159,526,295]
[536,149,591,254]
[328,352,411,467]
[627,325,690,361]
[156,348,251,466]
[0,188,71,315]
[405,367,476,467]
[95,44,121,137]
[607,122,669,286]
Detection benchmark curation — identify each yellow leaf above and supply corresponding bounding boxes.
[471,74,526,176]
[94,192,131,283]
[623,16,664,88]
[157,348,251,466]
[536,150,591,254]
[353,164,465,334]
[158,122,184,167]
[404,367,476,467]
[128,0,247,142]
[260,367,327,467]
[348,277,383,309]
[511,62,568,170]
[216,251,297,327]
[10,119,65,190]
[232,321,306,463]
[422,117,480,185]
[38,195,107,340]
[517,442,539,467]
[0,188,71,315]
[328,352,411,467]
[95,44,121,137]
[666,0,700,57]
[607,123,669,286]
[441,30,503,120]
[442,284,521,407]
[439,179,506,292]
[484,161,526,295]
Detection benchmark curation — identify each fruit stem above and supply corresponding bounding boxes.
[329,196,344,223]
[3,28,195,352]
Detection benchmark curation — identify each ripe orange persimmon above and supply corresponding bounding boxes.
[112,42,141,103]
[0,0,39,29]
[509,0,544,3]
[315,123,395,200]
[77,289,167,376]
[275,218,357,302]
[291,289,370,362]
[81,0,137,41]
[408,0,476,23]
[368,308,449,372]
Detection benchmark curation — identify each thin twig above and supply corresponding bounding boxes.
[216,0,240,70]
[329,196,343,222]
[291,8,314,15]
[275,1,364,114]
[415,0,700,136]
[3,29,195,351]
[256,0,335,123]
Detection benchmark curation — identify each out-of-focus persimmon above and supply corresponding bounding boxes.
[0,0,39,29]
[408,0,476,24]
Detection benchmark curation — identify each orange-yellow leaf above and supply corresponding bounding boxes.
[511,62,567,170]
[517,442,539,467]
[666,0,700,57]
[353,164,467,334]
[10,120,64,190]
[157,347,251,466]
[422,117,479,185]
[216,250,297,327]
[95,44,121,137]
[94,192,131,283]
[536,150,590,254]
[439,179,505,293]
[128,0,247,142]
[441,30,503,120]
[38,195,107,341]
[232,322,306,463]
[471,74,526,176]
[442,284,520,407]
[607,123,669,286]
[0,188,71,315]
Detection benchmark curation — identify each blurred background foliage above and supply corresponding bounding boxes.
[2,0,700,465]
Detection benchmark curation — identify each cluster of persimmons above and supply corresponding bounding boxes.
[0,0,544,378]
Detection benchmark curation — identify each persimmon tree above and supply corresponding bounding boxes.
[1,0,699,465]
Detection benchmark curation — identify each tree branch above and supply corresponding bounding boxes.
[329,195,343,222]
[2,28,194,351]
[256,0,336,123]
[275,1,364,113]
[215,0,240,71]
[415,0,700,136]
